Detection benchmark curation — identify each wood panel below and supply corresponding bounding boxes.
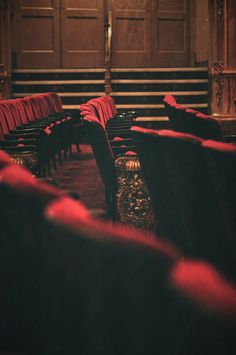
[12,0,60,68]
[110,0,152,67]
[227,0,236,67]
[152,0,192,67]
[0,0,11,98]
[61,0,105,68]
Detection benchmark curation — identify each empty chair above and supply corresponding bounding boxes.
[163,94,233,142]
[156,129,234,278]
[42,196,190,355]
[82,114,117,219]
[202,140,236,260]
[81,99,136,156]
[171,258,236,355]
[82,114,154,229]
[131,126,190,253]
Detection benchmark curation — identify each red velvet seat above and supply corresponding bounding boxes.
[82,114,117,219]
[82,98,136,156]
[163,95,230,142]
[156,129,234,277]
[131,126,190,253]
[0,101,52,175]
[202,140,236,269]
[132,126,234,277]
[171,258,236,355]
[0,163,235,355]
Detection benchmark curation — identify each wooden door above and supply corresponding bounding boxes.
[12,0,60,68]
[61,0,105,68]
[151,0,192,67]
[110,0,152,67]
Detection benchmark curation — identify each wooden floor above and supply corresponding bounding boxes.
[49,144,107,219]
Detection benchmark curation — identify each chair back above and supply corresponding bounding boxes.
[131,126,190,253]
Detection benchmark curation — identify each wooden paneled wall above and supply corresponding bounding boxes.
[11,0,194,68]
[0,0,11,99]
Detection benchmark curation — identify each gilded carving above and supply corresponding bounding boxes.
[10,152,38,173]
[115,155,156,231]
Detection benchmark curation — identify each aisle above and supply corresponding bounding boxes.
[50,144,107,218]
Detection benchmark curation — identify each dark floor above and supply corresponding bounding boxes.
[50,144,107,218]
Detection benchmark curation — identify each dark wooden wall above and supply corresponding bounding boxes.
[11,0,194,69]
[0,0,11,99]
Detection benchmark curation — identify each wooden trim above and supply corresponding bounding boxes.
[111,79,208,84]
[12,80,105,85]
[111,91,208,96]
[12,68,105,73]
[116,103,208,109]
[111,67,208,72]
[12,67,208,73]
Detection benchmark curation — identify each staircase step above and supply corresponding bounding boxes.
[11,67,209,119]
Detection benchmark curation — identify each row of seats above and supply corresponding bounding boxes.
[131,126,236,282]
[0,92,82,176]
[163,94,236,142]
[0,149,236,355]
[80,95,136,156]
[80,96,138,221]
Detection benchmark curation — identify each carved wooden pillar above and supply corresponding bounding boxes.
[0,0,11,99]
[209,0,236,119]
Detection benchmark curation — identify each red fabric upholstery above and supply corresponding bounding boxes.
[171,259,236,317]
[203,139,236,152]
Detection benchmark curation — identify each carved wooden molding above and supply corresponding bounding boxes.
[213,61,224,107]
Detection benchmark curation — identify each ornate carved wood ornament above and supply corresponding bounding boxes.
[213,61,224,107]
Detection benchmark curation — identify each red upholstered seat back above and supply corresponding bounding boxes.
[28,95,44,119]
[202,140,236,265]
[48,92,64,113]
[21,97,38,122]
[131,126,189,253]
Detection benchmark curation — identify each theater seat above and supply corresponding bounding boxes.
[131,126,189,252]
[172,259,236,355]
[82,115,155,230]
[202,139,236,277]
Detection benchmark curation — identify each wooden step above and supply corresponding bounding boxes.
[11,67,209,119]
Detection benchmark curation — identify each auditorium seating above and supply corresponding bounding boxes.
[80,96,156,230]
[0,92,83,176]
[0,152,235,355]
[202,140,236,255]
[131,126,235,280]
[131,126,189,251]
[163,94,236,142]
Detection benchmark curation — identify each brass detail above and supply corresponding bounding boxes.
[115,155,156,231]
[10,152,38,172]
[213,61,224,107]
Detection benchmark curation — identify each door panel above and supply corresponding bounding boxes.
[110,0,152,67]
[152,0,191,67]
[13,0,60,68]
[61,0,105,68]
